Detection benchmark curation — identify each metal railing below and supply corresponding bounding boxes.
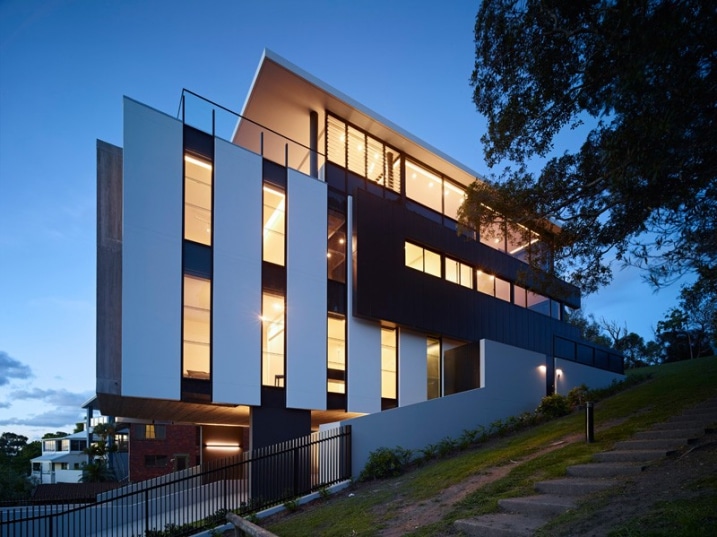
[177,89,326,181]
[1,425,351,537]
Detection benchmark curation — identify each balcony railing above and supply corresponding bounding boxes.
[178,89,326,181]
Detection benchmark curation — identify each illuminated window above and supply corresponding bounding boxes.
[443,181,467,222]
[328,210,346,283]
[183,275,211,380]
[406,160,442,214]
[327,315,346,394]
[184,154,212,245]
[262,292,285,387]
[477,271,510,302]
[136,424,166,440]
[347,125,365,176]
[404,241,441,278]
[327,115,346,167]
[514,285,527,307]
[445,257,473,289]
[263,185,286,266]
[427,337,441,400]
[381,328,397,400]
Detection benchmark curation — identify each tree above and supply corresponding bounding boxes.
[81,422,117,483]
[0,432,28,458]
[614,332,649,368]
[0,432,39,501]
[467,0,716,297]
[565,309,611,347]
[655,306,714,361]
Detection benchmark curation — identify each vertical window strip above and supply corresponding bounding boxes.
[427,337,441,399]
[184,154,213,246]
[261,292,285,387]
[381,328,397,400]
[182,275,211,380]
[327,315,346,394]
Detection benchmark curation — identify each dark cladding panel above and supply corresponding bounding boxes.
[444,342,481,395]
[353,189,582,358]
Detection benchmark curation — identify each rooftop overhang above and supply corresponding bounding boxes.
[234,50,485,191]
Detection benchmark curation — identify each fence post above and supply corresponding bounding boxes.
[293,446,299,497]
[586,402,595,443]
[145,488,150,536]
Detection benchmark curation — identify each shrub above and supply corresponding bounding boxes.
[567,384,589,408]
[283,498,299,512]
[360,447,406,481]
[419,443,439,462]
[437,437,457,457]
[537,393,571,419]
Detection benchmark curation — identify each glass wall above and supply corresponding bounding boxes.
[327,210,347,282]
[184,154,213,245]
[262,292,285,387]
[263,185,286,266]
[183,275,211,379]
[327,314,346,394]
[476,271,510,302]
[381,328,397,400]
[427,337,441,399]
[406,160,442,214]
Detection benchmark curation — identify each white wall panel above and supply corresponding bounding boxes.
[555,358,624,395]
[122,98,182,400]
[286,170,327,410]
[347,318,382,413]
[398,329,427,407]
[212,139,263,405]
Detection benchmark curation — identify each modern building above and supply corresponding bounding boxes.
[31,432,90,485]
[96,50,622,458]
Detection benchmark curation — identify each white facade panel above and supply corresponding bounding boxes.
[122,98,182,400]
[212,139,263,406]
[398,329,428,407]
[347,318,382,413]
[286,170,327,410]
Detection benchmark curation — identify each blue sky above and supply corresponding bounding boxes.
[0,0,683,441]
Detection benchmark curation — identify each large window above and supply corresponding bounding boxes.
[184,154,212,245]
[183,275,211,380]
[326,114,401,194]
[427,337,441,400]
[476,271,510,302]
[263,185,286,266]
[262,292,285,387]
[445,257,473,289]
[405,241,441,278]
[327,315,346,394]
[406,160,442,214]
[135,424,166,440]
[381,328,397,400]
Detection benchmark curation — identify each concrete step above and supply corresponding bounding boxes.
[454,513,546,537]
[567,462,645,478]
[535,477,615,496]
[634,428,705,440]
[499,494,576,517]
[613,438,686,451]
[593,449,672,463]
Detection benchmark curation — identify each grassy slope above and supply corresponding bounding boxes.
[264,358,717,537]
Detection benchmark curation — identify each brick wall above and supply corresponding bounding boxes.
[129,424,200,482]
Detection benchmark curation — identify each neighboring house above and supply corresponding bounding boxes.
[95,50,622,458]
[31,432,89,484]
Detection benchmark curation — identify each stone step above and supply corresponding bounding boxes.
[634,428,705,440]
[499,494,576,517]
[535,477,615,496]
[567,462,645,478]
[650,420,707,430]
[454,513,546,537]
[593,449,672,463]
[613,438,686,451]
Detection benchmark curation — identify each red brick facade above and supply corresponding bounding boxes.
[129,424,200,482]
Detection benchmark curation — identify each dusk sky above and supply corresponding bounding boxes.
[0,0,685,441]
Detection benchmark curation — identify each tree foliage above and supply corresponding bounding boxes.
[468,0,716,297]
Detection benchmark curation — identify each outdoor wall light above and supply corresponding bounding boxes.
[205,443,241,451]
[556,369,563,378]
[538,365,547,374]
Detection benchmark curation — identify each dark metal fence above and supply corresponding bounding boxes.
[1,425,351,537]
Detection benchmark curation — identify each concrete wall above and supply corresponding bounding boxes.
[555,358,625,395]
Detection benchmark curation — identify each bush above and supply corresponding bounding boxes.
[537,393,571,419]
[567,384,589,408]
[360,447,406,481]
